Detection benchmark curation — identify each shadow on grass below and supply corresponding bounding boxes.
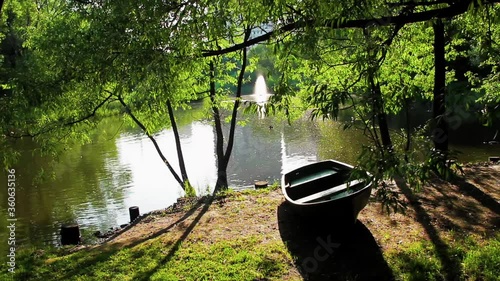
[422,182,485,232]
[119,198,207,249]
[277,202,394,281]
[133,195,216,281]
[24,197,212,281]
[15,245,121,281]
[451,178,500,216]
[396,178,461,281]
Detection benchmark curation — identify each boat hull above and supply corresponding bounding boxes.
[281,160,372,225]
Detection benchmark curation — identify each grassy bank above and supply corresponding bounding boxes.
[2,165,499,281]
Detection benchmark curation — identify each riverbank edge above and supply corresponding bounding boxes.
[98,161,499,248]
[4,161,500,280]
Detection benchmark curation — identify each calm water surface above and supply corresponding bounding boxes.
[1,102,499,258]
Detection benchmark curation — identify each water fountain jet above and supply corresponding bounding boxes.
[252,75,273,118]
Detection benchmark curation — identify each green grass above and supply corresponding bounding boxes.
[7,233,497,281]
[7,229,497,281]
[150,238,292,281]
[385,235,500,281]
[386,242,445,281]
[4,235,293,281]
[215,181,280,198]
[462,238,500,281]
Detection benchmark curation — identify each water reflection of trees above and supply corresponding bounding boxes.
[224,113,283,186]
[0,117,132,249]
[317,121,368,164]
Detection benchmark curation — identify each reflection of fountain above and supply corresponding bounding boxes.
[252,75,272,117]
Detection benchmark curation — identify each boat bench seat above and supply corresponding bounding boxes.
[288,169,338,187]
[295,179,361,204]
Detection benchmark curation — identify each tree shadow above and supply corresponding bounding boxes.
[414,174,499,235]
[277,202,394,281]
[48,197,210,281]
[16,245,122,281]
[395,178,461,281]
[133,195,216,281]
[421,181,488,232]
[112,197,207,249]
[451,177,500,216]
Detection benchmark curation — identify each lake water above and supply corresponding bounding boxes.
[1,100,499,258]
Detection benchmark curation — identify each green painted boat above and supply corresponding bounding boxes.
[281,160,372,224]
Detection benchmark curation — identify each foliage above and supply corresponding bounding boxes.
[1,0,500,199]
[183,181,197,198]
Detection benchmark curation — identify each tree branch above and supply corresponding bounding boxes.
[65,93,114,126]
[7,93,113,138]
[387,0,453,7]
[117,94,184,188]
[202,0,497,57]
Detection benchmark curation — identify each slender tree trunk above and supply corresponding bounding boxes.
[224,30,250,164]
[432,19,448,154]
[404,97,411,162]
[167,99,189,185]
[118,95,184,188]
[209,61,228,190]
[210,30,250,192]
[368,71,393,152]
[375,85,393,151]
[363,25,395,155]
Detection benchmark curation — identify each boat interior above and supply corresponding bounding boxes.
[284,165,365,203]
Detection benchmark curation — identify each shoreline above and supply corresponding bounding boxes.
[97,161,499,248]
[7,161,498,280]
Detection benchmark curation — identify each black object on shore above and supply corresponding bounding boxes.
[129,206,140,222]
[60,224,80,245]
[281,159,372,225]
[255,180,268,189]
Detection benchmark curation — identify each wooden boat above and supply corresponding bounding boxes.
[281,160,372,225]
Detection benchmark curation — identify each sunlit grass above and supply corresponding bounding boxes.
[385,242,444,281]
[385,235,500,281]
[8,234,293,281]
[462,237,500,281]
[150,238,292,281]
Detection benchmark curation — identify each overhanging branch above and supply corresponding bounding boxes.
[65,93,113,126]
[7,93,114,138]
[117,94,185,188]
[202,0,498,57]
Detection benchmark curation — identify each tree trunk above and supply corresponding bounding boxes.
[209,61,228,190]
[432,19,448,154]
[167,99,190,185]
[118,96,184,188]
[224,30,250,164]
[368,71,393,152]
[375,84,393,151]
[214,170,228,194]
[404,97,411,162]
